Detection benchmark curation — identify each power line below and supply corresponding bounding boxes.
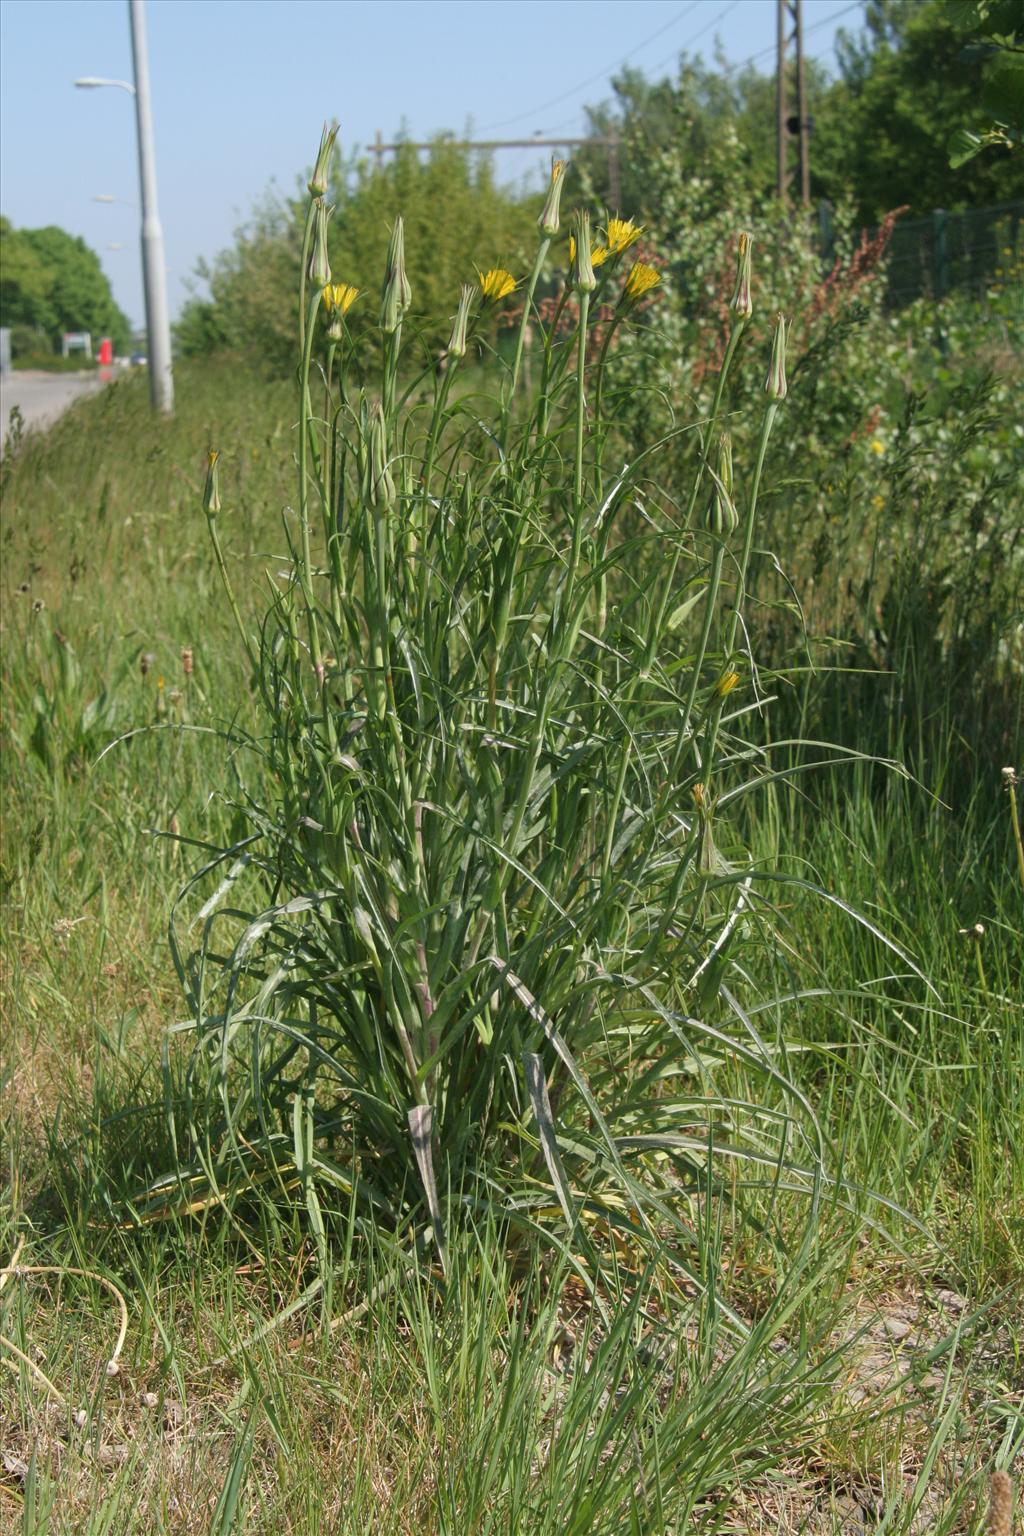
[723,0,861,74]
[643,0,741,78]
[477,2,703,133]
[541,0,860,140]
[541,0,743,137]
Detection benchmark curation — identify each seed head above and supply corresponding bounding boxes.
[985,1471,1013,1536]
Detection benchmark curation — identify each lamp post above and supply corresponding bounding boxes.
[74,0,173,414]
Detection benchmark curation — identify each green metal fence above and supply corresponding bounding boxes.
[885,200,1022,307]
[820,199,1023,309]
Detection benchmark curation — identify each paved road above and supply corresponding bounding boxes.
[1,369,110,453]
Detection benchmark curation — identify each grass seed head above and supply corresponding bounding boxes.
[985,1471,1013,1536]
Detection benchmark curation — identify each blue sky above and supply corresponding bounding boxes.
[1,0,863,330]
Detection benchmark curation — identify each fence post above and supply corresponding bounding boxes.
[932,209,949,300]
[817,198,835,268]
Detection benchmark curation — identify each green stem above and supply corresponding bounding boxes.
[205,514,254,673]
[564,288,591,627]
[700,399,779,778]
[1008,777,1024,890]
[505,237,549,427]
[298,291,324,676]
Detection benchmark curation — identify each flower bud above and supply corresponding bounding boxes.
[381,216,412,334]
[705,432,737,537]
[308,122,339,198]
[447,283,475,358]
[714,669,741,698]
[202,450,221,516]
[730,232,753,320]
[307,199,332,287]
[539,159,567,236]
[765,312,788,401]
[571,211,597,293]
[368,400,395,510]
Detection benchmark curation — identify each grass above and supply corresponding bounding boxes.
[2,317,1022,1534]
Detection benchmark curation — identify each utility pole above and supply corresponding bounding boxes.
[128,0,173,413]
[776,0,811,207]
[371,135,624,209]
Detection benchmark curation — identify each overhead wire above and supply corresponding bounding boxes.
[476,2,704,133]
[541,2,863,145]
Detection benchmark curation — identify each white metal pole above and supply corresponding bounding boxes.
[128,0,173,414]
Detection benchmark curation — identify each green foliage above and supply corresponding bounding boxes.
[813,0,1024,220]
[945,0,1024,166]
[2,353,1021,1535]
[176,142,540,373]
[0,216,131,353]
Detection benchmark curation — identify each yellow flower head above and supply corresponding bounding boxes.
[606,217,643,255]
[568,235,609,270]
[621,261,662,304]
[478,268,517,303]
[870,437,885,455]
[872,493,885,511]
[714,670,741,698]
[323,282,359,316]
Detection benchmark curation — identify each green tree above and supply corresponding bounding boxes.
[177,140,541,371]
[813,0,1024,221]
[0,216,56,339]
[0,218,130,352]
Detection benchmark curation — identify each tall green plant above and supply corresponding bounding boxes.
[170,137,915,1302]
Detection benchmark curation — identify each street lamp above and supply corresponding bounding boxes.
[74,1,173,414]
[75,76,135,94]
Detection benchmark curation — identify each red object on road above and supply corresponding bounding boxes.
[98,338,113,365]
